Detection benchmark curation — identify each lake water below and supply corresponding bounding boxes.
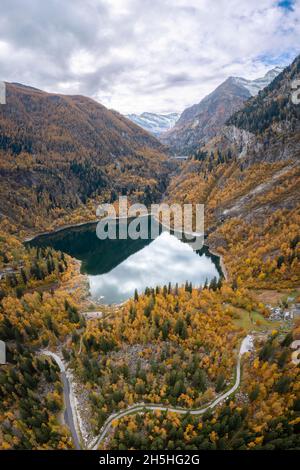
[27,218,222,304]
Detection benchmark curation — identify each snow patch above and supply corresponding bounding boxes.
[233,67,283,96]
[127,112,180,135]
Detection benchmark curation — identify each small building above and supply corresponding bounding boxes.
[291,304,300,318]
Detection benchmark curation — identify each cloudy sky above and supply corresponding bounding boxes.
[0,0,299,114]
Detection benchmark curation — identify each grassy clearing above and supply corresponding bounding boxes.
[232,308,281,333]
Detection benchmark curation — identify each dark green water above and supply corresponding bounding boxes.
[27,218,222,304]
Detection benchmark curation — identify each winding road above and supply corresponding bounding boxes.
[41,335,253,450]
[41,351,81,450]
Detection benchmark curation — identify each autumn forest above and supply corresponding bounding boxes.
[0,45,299,456]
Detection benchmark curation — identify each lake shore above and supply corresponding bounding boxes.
[24,212,204,242]
[207,247,228,282]
[23,219,99,243]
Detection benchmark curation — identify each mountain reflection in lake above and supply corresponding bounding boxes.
[27,218,222,304]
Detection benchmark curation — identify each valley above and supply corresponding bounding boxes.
[0,54,299,452]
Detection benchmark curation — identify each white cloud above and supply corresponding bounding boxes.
[0,0,299,114]
[69,49,99,75]
[0,40,11,57]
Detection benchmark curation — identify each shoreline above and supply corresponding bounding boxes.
[207,247,228,282]
[24,212,204,242]
[23,218,99,243]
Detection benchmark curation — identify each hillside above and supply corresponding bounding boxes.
[161,68,283,154]
[0,83,169,233]
[165,55,300,289]
[103,323,300,451]
[228,64,299,134]
[1,242,298,450]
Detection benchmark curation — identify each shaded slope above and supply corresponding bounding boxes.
[0,83,169,231]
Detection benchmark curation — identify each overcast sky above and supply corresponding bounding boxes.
[0,0,299,114]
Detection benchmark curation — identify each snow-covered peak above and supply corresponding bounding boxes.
[233,67,284,96]
[127,112,180,136]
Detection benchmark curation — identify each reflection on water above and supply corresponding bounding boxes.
[27,218,222,304]
[89,232,220,303]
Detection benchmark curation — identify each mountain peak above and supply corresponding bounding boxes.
[160,66,283,154]
[126,112,180,136]
[233,67,284,96]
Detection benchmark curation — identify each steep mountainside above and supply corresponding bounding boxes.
[0,83,169,233]
[126,112,179,136]
[228,63,299,135]
[165,55,300,289]
[161,68,283,154]
[221,56,300,164]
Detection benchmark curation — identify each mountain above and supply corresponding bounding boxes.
[160,67,283,154]
[165,55,300,289]
[1,66,299,454]
[0,83,169,232]
[232,66,283,97]
[227,65,298,137]
[126,112,179,136]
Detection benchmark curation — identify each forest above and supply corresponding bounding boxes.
[100,330,300,450]
[0,55,299,452]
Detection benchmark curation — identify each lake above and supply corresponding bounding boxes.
[27,218,222,304]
